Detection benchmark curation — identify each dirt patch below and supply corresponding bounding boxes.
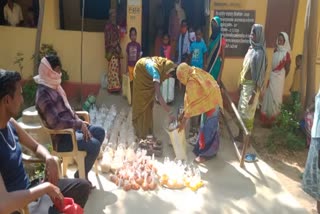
[252,120,316,213]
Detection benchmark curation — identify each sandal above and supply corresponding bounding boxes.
[244,153,257,163]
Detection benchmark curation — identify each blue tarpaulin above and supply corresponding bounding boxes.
[80,0,110,20]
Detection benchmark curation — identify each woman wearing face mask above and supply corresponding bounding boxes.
[235,24,267,159]
[206,16,226,82]
[260,32,291,126]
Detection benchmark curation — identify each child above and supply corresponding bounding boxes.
[126,27,141,81]
[290,54,302,93]
[176,20,190,64]
[189,29,207,69]
[126,27,141,101]
[160,33,172,59]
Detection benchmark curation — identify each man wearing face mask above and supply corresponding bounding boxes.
[176,19,190,64]
[168,0,186,60]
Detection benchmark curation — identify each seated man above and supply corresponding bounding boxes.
[0,70,90,213]
[3,0,23,26]
[34,55,105,183]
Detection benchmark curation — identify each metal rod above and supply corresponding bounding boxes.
[80,0,85,106]
[221,112,242,160]
[220,81,251,168]
[220,82,250,136]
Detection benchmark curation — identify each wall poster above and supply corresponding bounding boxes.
[214,10,255,57]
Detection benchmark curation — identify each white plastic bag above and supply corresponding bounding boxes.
[101,73,108,89]
[167,128,187,160]
[161,77,175,103]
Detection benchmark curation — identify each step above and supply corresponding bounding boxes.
[22,106,41,124]
[18,121,51,145]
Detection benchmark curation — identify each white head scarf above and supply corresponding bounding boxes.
[272,32,291,71]
[277,32,291,52]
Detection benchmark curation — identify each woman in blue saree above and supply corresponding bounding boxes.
[206,16,226,82]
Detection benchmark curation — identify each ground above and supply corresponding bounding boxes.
[251,120,316,213]
[58,88,315,213]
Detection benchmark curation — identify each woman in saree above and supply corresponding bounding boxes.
[132,57,176,138]
[206,16,226,82]
[235,24,267,149]
[104,9,122,92]
[177,63,223,163]
[260,32,291,125]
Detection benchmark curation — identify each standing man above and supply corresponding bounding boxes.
[0,70,90,213]
[3,0,23,26]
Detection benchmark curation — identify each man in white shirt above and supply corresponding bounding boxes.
[3,0,23,26]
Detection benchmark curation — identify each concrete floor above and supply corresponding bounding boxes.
[71,88,308,214]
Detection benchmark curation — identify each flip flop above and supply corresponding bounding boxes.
[245,153,257,163]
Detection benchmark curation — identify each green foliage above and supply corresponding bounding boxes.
[13,52,24,75]
[268,92,305,152]
[39,44,57,60]
[61,69,69,82]
[23,79,37,107]
[26,144,52,181]
[29,163,45,181]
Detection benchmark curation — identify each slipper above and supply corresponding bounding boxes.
[245,153,257,163]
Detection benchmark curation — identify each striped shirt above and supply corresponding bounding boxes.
[35,84,83,131]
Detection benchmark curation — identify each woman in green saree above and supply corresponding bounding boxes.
[206,16,226,82]
[132,57,176,138]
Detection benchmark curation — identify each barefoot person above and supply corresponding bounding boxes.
[132,57,176,138]
[176,63,223,163]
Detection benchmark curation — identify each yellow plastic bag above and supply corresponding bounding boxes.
[166,128,187,160]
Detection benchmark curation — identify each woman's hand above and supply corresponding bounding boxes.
[178,117,187,132]
[178,112,185,122]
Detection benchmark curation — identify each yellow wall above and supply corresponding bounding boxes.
[0,0,317,94]
[0,27,36,77]
[211,0,311,95]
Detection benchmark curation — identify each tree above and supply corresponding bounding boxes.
[33,0,45,76]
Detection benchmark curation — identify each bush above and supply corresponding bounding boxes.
[23,79,37,106]
[268,92,305,152]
